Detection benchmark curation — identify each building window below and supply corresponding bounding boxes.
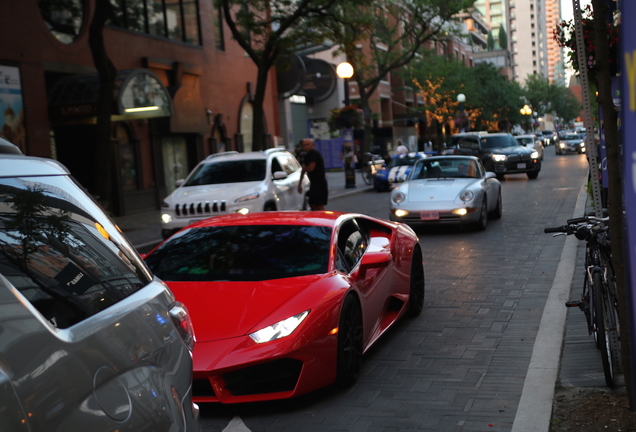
[38,0,84,44]
[213,4,225,50]
[109,0,201,45]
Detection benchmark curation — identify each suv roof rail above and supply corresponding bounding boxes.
[263,147,288,155]
[205,151,239,160]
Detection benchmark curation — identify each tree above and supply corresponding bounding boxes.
[498,24,507,50]
[487,30,495,50]
[315,0,474,155]
[407,56,525,136]
[88,0,117,211]
[217,0,340,151]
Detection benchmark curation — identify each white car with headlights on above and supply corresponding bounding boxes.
[390,156,502,231]
[160,148,310,239]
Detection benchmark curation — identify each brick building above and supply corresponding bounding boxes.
[0,1,280,216]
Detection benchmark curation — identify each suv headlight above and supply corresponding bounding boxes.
[530,151,539,159]
[235,193,260,203]
[492,154,507,162]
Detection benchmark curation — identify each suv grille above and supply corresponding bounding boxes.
[174,201,226,217]
[507,153,532,162]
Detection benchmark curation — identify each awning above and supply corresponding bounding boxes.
[48,69,173,124]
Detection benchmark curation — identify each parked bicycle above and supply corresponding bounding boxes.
[544,214,620,387]
[360,152,385,185]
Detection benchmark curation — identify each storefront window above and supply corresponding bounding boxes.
[38,0,84,44]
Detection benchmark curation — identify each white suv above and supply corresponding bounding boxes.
[160,148,310,239]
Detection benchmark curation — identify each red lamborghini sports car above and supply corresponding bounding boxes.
[143,211,424,404]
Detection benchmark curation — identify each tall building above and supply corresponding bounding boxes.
[546,0,566,85]
[511,0,549,84]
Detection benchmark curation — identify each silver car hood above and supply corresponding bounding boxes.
[404,178,478,200]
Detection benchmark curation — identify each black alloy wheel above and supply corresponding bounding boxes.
[408,246,425,316]
[491,191,503,220]
[336,294,363,387]
[475,198,488,231]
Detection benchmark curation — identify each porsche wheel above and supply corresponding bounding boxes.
[475,198,488,231]
[336,294,363,387]
[408,246,425,316]
[491,191,503,220]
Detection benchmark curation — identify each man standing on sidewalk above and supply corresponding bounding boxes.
[297,138,328,210]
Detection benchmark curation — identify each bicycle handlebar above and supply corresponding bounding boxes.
[544,225,568,234]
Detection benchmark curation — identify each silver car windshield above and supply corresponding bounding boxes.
[0,175,152,329]
[184,159,267,186]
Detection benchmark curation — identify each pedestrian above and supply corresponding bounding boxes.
[297,138,328,210]
[395,138,408,155]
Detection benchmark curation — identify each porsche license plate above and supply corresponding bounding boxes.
[517,163,526,169]
[420,211,439,220]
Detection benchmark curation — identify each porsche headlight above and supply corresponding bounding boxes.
[249,310,309,343]
[392,192,406,203]
[530,151,539,159]
[492,154,507,162]
[235,193,260,203]
[459,190,475,202]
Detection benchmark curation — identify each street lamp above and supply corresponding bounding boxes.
[336,62,354,106]
[520,104,532,131]
[336,62,356,188]
[533,111,538,132]
[456,93,468,132]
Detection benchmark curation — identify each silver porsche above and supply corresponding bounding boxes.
[389,156,502,230]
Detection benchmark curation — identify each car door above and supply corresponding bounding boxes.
[273,154,305,210]
[337,219,392,347]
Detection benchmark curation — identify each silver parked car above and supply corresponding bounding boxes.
[390,156,502,231]
[0,153,200,432]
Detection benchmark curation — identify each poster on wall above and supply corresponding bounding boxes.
[0,65,25,150]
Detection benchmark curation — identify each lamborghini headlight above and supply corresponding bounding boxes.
[249,310,309,343]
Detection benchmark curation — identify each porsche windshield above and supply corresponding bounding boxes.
[184,159,267,186]
[145,225,332,281]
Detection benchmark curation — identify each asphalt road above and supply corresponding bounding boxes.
[199,146,590,432]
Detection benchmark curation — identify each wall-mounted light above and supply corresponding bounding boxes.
[124,106,160,113]
[206,108,214,125]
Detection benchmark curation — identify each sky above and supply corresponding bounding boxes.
[559,0,592,83]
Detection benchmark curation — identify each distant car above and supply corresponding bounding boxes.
[390,155,502,231]
[516,134,545,160]
[160,148,310,239]
[373,152,427,191]
[541,130,558,146]
[451,132,542,180]
[144,211,425,403]
[0,154,200,431]
[557,133,586,154]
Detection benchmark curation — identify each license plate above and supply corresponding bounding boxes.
[517,163,526,169]
[420,211,439,220]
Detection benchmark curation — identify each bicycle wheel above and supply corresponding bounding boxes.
[602,274,621,375]
[361,166,373,185]
[592,271,615,387]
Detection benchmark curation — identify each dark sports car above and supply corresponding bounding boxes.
[144,211,425,403]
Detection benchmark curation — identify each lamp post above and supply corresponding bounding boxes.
[336,62,356,188]
[457,93,468,132]
[520,104,532,132]
[532,111,538,132]
[336,62,354,106]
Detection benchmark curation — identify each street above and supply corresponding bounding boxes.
[199,146,590,431]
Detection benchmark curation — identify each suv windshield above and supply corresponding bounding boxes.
[481,135,516,149]
[145,225,332,281]
[184,159,267,186]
